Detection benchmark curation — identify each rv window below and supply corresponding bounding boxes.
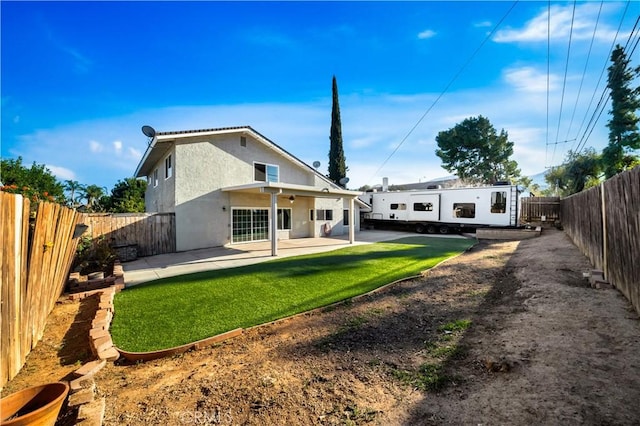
[390,203,406,210]
[453,203,475,218]
[413,202,433,212]
[491,191,507,213]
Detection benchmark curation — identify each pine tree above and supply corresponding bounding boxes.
[603,44,640,178]
[329,76,348,187]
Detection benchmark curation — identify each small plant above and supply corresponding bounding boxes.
[438,319,472,333]
[72,235,117,275]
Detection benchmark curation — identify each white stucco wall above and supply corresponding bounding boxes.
[143,130,361,251]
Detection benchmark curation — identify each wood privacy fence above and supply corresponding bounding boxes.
[520,196,561,222]
[561,166,640,314]
[0,193,82,388]
[80,213,176,257]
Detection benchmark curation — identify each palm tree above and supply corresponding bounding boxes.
[64,180,85,208]
[83,184,106,212]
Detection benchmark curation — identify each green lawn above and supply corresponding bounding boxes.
[111,236,474,352]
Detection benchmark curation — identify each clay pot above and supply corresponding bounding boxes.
[1,382,69,426]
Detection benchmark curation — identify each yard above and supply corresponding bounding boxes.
[110,236,474,352]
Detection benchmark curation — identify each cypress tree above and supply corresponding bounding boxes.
[603,44,640,178]
[329,76,348,187]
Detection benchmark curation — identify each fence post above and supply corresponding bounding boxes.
[601,185,607,280]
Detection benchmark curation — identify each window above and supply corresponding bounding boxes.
[240,136,247,147]
[164,155,172,179]
[413,202,433,212]
[491,191,507,213]
[309,210,314,221]
[153,169,158,187]
[315,209,333,220]
[254,162,279,182]
[390,203,407,210]
[343,209,349,226]
[232,208,269,243]
[277,208,291,230]
[453,203,475,218]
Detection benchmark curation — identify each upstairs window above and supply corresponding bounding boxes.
[165,155,172,179]
[254,162,279,183]
[153,169,159,187]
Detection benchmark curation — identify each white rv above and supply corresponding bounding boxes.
[359,184,520,234]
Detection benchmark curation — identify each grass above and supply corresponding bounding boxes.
[111,236,474,352]
[391,318,472,392]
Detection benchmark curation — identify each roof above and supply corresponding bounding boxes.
[133,126,342,191]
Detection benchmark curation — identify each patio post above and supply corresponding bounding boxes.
[271,192,278,256]
[349,197,355,244]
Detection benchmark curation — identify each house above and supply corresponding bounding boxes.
[134,126,366,254]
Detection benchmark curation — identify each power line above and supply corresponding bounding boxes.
[551,0,577,163]
[564,1,604,151]
[573,1,635,155]
[366,1,519,184]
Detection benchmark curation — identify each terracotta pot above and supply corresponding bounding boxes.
[1,382,69,426]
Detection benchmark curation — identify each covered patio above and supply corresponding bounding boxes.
[122,229,412,286]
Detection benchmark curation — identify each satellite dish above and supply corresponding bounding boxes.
[339,177,350,185]
[312,161,321,169]
[141,125,156,138]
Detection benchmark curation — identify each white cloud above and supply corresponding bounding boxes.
[503,66,558,93]
[113,140,123,154]
[128,147,142,159]
[417,29,436,40]
[474,21,492,28]
[494,3,622,44]
[46,165,76,181]
[89,140,103,153]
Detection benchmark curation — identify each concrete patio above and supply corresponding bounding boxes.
[122,229,469,286]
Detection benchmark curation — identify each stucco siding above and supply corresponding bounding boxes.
[145,147,175,213]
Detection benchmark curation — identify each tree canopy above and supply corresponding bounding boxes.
[0,156,65,203]
[328,75,348,187]
[544,148,602,196]
[105,177,147,213]
[435,115,521,184]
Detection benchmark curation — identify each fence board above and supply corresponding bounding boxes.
[520,197,561,222]
[561,166,640,314]
[0,193,81,389]
[80,213,175,257]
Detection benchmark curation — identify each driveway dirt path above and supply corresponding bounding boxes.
[4,228,639,425]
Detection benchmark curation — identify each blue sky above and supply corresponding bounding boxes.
[1,1,638,192]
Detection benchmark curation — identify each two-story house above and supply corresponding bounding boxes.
[134,126,366,254]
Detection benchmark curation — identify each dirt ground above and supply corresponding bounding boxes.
[4,228,640,425]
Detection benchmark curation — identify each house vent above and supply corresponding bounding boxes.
[240,136,247,147]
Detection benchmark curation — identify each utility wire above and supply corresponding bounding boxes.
[551,0,577,164]
[366,1,519,184]
[565,1,603,152]
[544,0,552,166]
[573,1,633,155]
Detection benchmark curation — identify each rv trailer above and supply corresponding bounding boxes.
[359,184,520,234]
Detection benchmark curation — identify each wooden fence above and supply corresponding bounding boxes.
[80,213,176,257]
[1,193,82,388]
[520,196,561,223]
[561,166,640,314]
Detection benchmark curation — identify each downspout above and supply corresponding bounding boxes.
[349,197,355,244]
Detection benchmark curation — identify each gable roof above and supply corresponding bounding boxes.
[134,126,341,190]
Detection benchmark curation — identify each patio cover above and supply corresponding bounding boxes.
[222,182,366,256]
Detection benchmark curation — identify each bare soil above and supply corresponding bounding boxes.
[4,228,640,425]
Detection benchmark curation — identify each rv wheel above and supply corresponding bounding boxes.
[415,223,425,233]
[427,224,437,234]
[439,225,449,234]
